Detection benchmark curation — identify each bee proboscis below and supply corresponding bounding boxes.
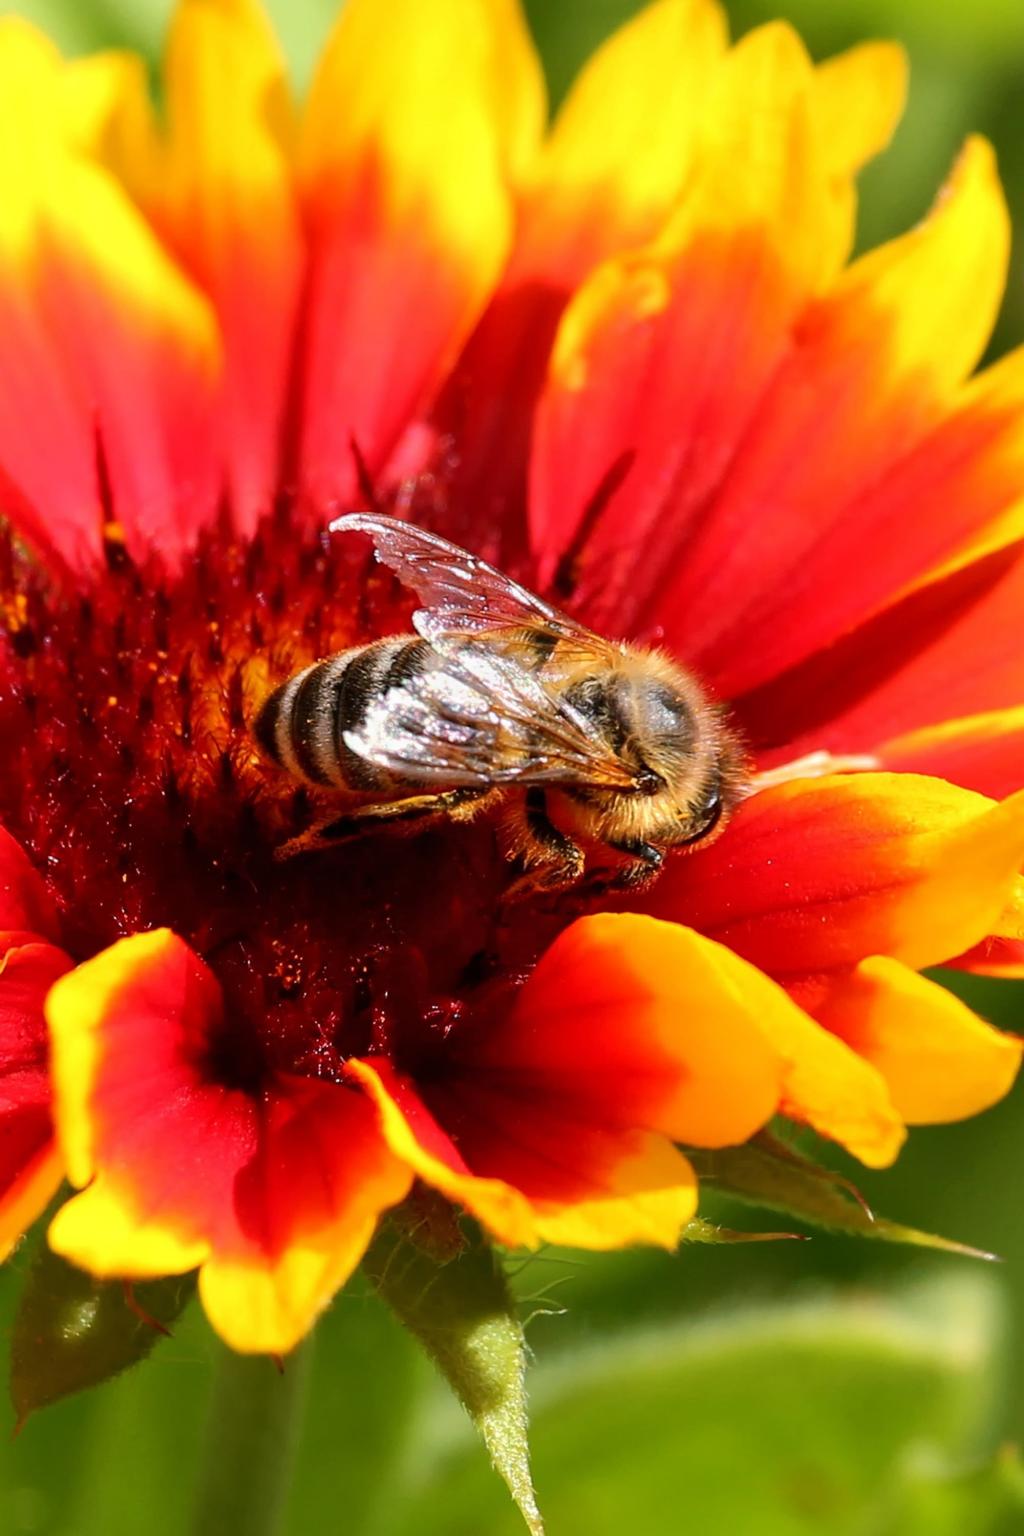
[254,514,744,896]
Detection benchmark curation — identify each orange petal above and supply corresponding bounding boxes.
[737,541,1024,777]
[35,163,222,564]
[994,876,1024,941]
[347,1056,538,1247]
[349,1056,697,1252]
[45,929,246,1207]
[49,1176,212,1278]
[719,341,1024,718]
[646,774,1024,978]
[878,706,1024,799]
[879,346,1024,596]
[830,137,1006,390]
[495,914,902,1169]
[812,42,907,181]
[519,0,728,284]
[0,22,224,568]
[61,46,163,200]
[295,0,542,510]
[0,21,104,572]
[353,911,901,1219]
[526,1134,698,1251]
[530,23,855,604]
[60,49,151,159]
[46,930,410,1351]
[952,938,1024,980]
[753,1008,904,1169]
[809,957,1022,1125]
[432,0,728,547]
[473,913,782,1148]
[155,0,303,531]
[197,1082,411,1355]
[0,1141,62,1262]
[657,136,1011,698]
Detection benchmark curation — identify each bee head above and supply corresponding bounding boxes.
[631,766,666,796]
[678,779,724,842]
[616,676,698,788]
[610,660,747,846]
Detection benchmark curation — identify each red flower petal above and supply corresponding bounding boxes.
[530,24,851,608]
[294,0,541,512]
[439,26,905,551]
[0,23,105,574]
[0,19,224,569]
[0,272,105,575]
[740,541,1024,770]
[697,338,1024,701]
[349,902,805,1250]
[0,825,60,941]
[641,775,1024,978]
[434,0,728,539]
[952,938,1024,979]
[350,1055,699,1252]
[36,181,222,566]
[0,1140,62,1263]
[0,941,70,1257]
[350,912,904,1233]
[465,913,782,1149]
[197,1078,411,1355]
[878,707,1024,799]
[46,931,410,1353]
[488,914,902,1168]
[149,0,304,533]
[657,137,1008,697]
[521,0,728,283]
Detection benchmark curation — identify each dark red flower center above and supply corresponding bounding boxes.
[0,507,549,1089]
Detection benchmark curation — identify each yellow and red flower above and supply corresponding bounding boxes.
[0,0,1021,1353]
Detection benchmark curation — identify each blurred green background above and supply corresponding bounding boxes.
[4,1,1024,1532]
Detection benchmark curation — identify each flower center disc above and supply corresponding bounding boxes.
[0,511,531,1087]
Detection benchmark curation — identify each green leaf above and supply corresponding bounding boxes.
[522,0,642,105]
[883,1447,1024,1535]
[12,0,169,59]
[391,1273,1004,1536]
[682,1216,808,1245]
[364,1219,543,1536]
[192,1340,313,1536]
[282,1274,431,1536]
[689,1134,998,1259]
[10,1235,194,1425]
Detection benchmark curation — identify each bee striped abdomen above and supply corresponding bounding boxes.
[256,637,427,790]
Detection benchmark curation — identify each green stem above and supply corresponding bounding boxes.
[192,1336,314,1536]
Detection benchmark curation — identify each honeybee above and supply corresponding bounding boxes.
[254,514,745,896]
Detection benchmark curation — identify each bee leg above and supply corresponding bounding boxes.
[581,838,666,896]
[501,788,585,902]
[275,787,498,859]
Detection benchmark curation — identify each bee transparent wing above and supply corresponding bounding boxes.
[344,644,639,789]
[331,512,603,652]
[343,656,508,786]
[334,512,640,790]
